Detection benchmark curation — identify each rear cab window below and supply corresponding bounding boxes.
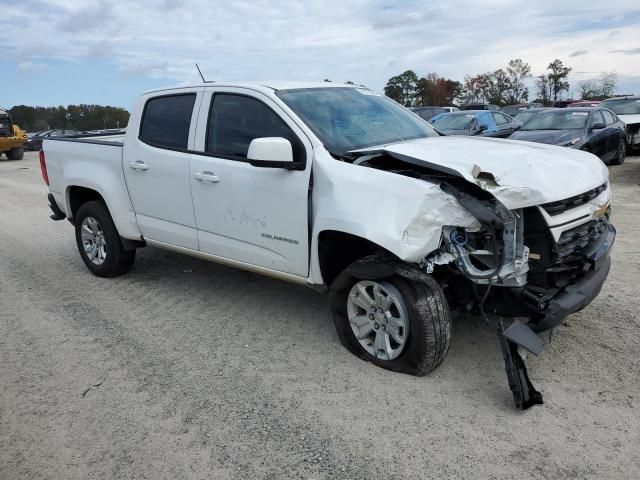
[139,94,197,149]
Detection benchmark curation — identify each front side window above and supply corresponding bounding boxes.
[140,94,196,149]
[206,94,304,163]
[431,114,476,130]
[590,110,605,127]
[276,87,437,155]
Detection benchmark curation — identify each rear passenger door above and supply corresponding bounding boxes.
[601,109,621,160]
[123,90,203,249]
[189,88,312,278]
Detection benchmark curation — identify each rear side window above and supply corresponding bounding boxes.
[601,110,616,125]
[206,94,304,163]
[140,94,196,149]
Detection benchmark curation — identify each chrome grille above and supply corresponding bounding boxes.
[541,183,607,216]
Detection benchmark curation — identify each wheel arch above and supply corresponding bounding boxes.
[316,230,396,286]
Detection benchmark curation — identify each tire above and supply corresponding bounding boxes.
[329,256,451,376]
[609,137,626,165]
[6,147,24,160]
[74,200,135,277]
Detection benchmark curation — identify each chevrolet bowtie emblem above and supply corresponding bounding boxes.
[593,204,608,219]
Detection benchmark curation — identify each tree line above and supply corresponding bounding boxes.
[384,58,617,107]
[8,105,130,132]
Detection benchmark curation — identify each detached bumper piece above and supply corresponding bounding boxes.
[492,317,544,409]
[48,193,66,221]
[495,223,615,409]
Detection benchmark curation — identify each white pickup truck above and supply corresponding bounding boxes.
[42,82,615,408]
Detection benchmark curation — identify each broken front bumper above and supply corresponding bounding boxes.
[529,223,615,333]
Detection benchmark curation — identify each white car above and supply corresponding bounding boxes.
[42,82,615,409]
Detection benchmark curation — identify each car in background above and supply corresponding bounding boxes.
[500,103,544,116]
[509,107,626,164]
[430,110,522,137]
[409,106,448,121]
[571,100,601,107]
[442,106,460,113]
[462,103,499,111]
[600,96,640,150]
[25,129,78,151]
[513,107,555,125]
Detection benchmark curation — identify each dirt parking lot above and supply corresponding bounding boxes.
[1,151,639,479]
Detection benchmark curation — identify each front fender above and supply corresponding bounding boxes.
[307,155,480,285]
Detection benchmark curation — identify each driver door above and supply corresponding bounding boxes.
[189,88,312,277]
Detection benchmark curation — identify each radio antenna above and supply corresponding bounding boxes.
[195,63,206,83]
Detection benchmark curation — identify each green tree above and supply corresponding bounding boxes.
[506,58,531,104]
[384,70,419,106]
[546,59,572,102]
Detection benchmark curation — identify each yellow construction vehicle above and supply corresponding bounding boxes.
[0,108,27,160]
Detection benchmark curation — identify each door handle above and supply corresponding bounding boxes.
[129,161,148,171]
[193,171,220,183]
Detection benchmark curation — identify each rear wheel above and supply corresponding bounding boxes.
[609,137,626,165]
[74,201,135,277]
[6,147,24,160]
[329,257,451,376]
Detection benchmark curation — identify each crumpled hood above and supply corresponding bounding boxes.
[361,136,608,209]
[509,129,580,146]
[617,114,640,125]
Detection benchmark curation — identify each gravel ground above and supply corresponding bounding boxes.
[1,151,639,479]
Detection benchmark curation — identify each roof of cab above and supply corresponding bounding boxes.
[142,81,363,96]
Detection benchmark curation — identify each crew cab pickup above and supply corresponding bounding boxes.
[42,82,615,409]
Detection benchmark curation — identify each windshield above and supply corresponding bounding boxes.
[276,87,437,154]
[521,111,588,130]
[600,99,640,115]
[430,114,475,130]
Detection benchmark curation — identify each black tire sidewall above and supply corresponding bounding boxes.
[330,272,448,376]
[74,201,134,277]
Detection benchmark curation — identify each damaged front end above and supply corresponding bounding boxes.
[355,148,614,409]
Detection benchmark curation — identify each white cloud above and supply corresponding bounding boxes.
[17,61,48,73]
[0,0,639,92]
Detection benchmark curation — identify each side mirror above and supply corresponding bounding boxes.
[247,137,297,169]
[590,122,606,131]
[473,124,488,135]
[512,122,523,131]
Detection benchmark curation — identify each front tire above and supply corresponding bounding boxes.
[609,137,626,165]
[329,257,451,376]
[74,201,135,277]
[6,147,24,160]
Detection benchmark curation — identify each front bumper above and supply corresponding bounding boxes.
[531,224,614,332]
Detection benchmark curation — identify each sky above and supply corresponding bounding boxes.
[1,0,639,110]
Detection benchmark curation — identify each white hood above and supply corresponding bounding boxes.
[366,136,609,209]
[617,114,640,125]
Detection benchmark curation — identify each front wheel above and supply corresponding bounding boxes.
[609,137,626,165]
[329,257,451,376]
[6,147,24,160]
[74,201,135,277]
